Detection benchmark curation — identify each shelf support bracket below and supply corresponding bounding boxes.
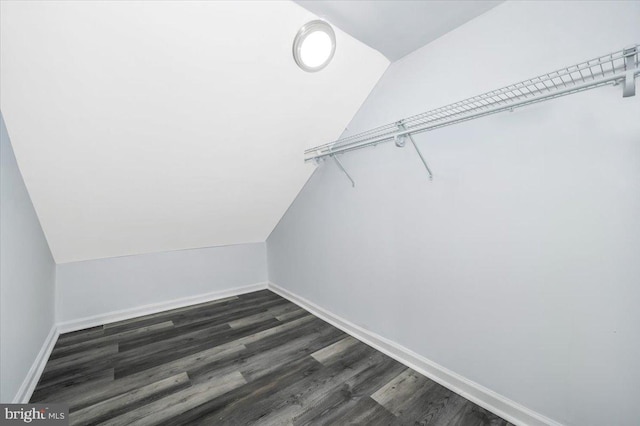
[332,154,355,187]
[408,133,434,181]
[622,46,637,98]
[397,122,433,180]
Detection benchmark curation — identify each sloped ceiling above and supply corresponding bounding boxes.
[295,0,503,61]
[0,1,389,263]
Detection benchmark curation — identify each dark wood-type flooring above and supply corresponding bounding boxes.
[31,290,513,425]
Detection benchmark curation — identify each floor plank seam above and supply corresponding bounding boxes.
[32,290,513,426]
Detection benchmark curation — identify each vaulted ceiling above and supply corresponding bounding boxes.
[295,0,504,61]
[1,0,511,264]
[0,1,388,263]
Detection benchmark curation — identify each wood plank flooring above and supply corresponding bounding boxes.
[31,290,513,425]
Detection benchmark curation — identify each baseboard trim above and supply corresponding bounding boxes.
[267,282,562,426]
[12,325,59,403]
[15,282,269,403]
[14,281,557,424]
[57,281,268,334]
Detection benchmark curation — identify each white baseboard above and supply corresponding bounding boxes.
[15,282,269,403]
[12,325,59,403]
[57,282,269,333]
[14,281,558,425]
[267,282,562,426]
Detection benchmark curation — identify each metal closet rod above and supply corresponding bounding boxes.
[304,45,639,167]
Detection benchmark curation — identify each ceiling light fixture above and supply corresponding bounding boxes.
[293,20,336,72]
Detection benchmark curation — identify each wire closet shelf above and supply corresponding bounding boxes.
[305,45,639,167]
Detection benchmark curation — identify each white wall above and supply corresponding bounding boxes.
[0,113,56,402]
[56,243,267,324]
[267,2,640,425]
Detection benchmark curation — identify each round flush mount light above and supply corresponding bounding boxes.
[293,20,336,72]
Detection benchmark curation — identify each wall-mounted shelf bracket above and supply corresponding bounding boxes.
[622,46,637,97]
[332,155,355,187]
[394,121,407,147]
[397,121,433,181]
[304,44,639,180]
